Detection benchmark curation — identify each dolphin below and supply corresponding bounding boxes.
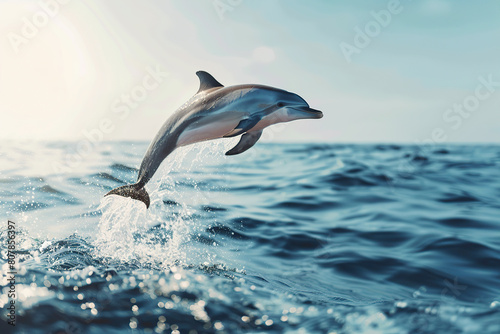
[104,71,323,208]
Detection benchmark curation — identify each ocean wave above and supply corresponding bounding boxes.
[1,142,500,333]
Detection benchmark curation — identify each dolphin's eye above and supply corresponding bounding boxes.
[277,102,284,108]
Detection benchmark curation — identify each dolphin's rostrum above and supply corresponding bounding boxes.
[105,71,323,208]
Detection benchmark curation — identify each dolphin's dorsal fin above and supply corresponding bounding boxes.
[196,71,224,94]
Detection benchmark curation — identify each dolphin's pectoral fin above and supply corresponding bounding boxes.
[225,130,263,156]
[223,117,261,138]
[196,71,224,94]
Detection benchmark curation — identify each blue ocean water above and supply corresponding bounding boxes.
[1,141,499,333]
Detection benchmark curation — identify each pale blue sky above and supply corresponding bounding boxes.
[1,0,499,143]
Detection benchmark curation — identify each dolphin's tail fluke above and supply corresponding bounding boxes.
[104,184,150,208]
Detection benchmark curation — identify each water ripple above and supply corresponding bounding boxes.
[1,142,499,333]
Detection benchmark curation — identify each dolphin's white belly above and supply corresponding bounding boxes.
[176,113,242,147]
[247,118,272,133]
[246,110,288,133]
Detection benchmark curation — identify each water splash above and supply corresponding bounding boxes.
[94,140,236,268]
